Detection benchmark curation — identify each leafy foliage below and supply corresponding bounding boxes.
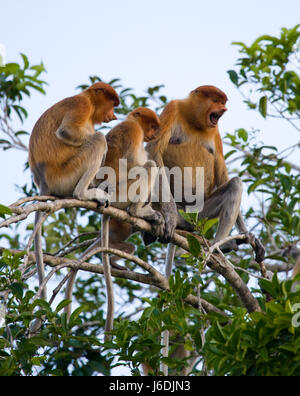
[227,24,300,120]
[205,275,300,376]
[0,53,47,151]
[0,25,299,376]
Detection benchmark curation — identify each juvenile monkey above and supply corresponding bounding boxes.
[29,82,120,297]
[101,107,163,264]
[104,107,162,219]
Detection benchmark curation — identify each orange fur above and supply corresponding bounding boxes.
[103,107,161,263]
[150,86,228,199]
[104,107,160,178]
[29,82,120,305]
[29,82,119,195]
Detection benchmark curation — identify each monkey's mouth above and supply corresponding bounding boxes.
[209,111,223,126]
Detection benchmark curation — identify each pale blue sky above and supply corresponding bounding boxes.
[0,0,299,204]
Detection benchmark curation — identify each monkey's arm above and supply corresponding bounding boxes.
[56,98,94,147]
[145,142,178,242]
[144,103,189,242]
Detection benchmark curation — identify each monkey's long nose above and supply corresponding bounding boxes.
[112,114,117,120]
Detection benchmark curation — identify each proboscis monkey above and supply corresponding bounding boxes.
[145,85,265,260]
[141,86,265,376]
[29,82,120,298]
[102,106,163,264]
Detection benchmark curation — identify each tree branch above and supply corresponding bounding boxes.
[1,195,262,313]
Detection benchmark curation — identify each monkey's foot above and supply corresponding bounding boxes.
[219,233,265,263]
[219,239,241,253]
[247,234,265,263]
[74,188,111,208]
[148,211,164,225]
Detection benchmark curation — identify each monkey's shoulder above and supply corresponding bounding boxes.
[106,120,142,158]
[32,95,90,133]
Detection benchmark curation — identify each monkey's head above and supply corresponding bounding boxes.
[189,85,228,130]
[129,107,160,142]
[86,82,120,124]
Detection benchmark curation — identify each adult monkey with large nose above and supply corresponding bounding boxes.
[145,85,265,262]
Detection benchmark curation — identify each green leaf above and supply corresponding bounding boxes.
[10,282,24,299]
[69,306,85,328]
[0,204,12,217]
[202,218,219,235]
[186,234,201,257]
[237,128,248,142]
[55,299,72,314]
[20,53,29,69]
[227,70,239,85]
[258,95,268,118]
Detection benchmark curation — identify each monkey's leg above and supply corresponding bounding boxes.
[128,162,163,224]
[73,133,111,205]
[198,177,243,243]
[198,177,265,261]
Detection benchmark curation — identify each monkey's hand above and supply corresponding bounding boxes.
[142,203,177,245]
[220,233,265,263]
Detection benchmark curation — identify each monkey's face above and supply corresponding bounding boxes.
[144,124,160,142]
[190,86,228,130]
[88,82,119,124]
[129,107,160,141]
[206,98,227,128]
[102,103,118,123]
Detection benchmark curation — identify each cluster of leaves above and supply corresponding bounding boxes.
[225,129,300,249]
[227,24,300,119]
[205,274,300,376]
[0,250,111,376]
[0,53,47,151]
[224,25,300,256]
[110,271,205,376]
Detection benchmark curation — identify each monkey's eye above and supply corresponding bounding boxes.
[95,88,104,93]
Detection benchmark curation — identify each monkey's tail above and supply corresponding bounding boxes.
[29,211,46,336]
[35,211,47,299]
[102,214,114,341]
[65,270,77,318]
